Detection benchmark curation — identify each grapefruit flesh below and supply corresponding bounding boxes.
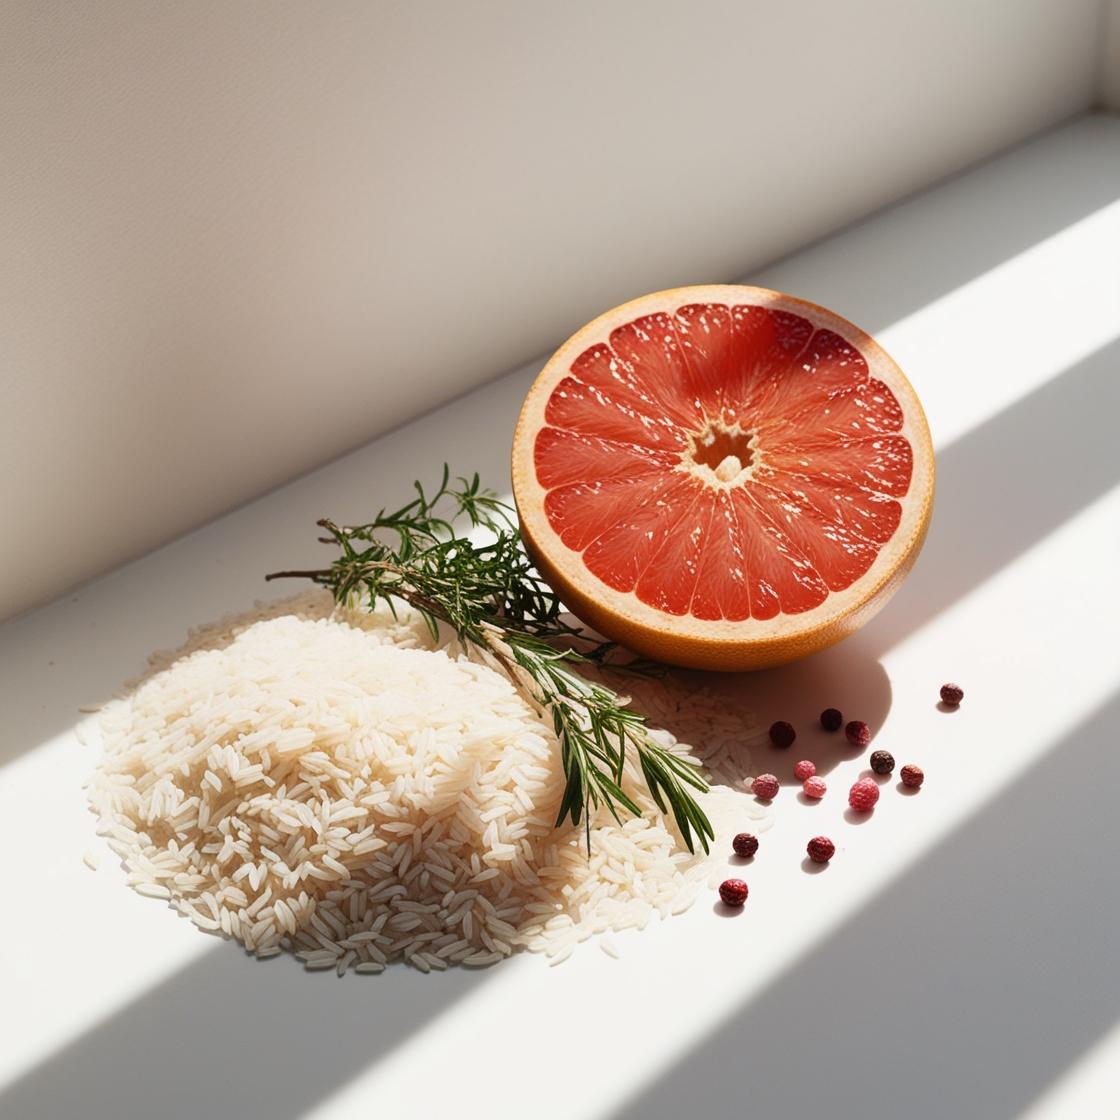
[512,285,934,670]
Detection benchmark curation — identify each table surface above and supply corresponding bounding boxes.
[2,112,1118,1120]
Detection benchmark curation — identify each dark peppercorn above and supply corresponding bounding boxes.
[719,879,749,907]
[870,750,895,775]
[732,833,759,858]
[940,683,964,706]
[806,836,835,863]
[768,720,796,748]
[820,708,843,732]
[845,720,871,748]
[900,764,925,789]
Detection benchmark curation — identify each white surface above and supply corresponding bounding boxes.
[0,0,1106,621]
[2,114,1119,1120]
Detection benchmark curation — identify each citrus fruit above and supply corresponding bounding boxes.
[512,285,934,670]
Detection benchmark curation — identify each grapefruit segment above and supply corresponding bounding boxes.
[533,426,675,488]
[567,340,701,432]
[606,314,707,426]
[736,487,829,617]
[689,490,751,623]
[744,327,868,421]
[513,285,934,670]
[786,471,902,546]
[725,307,816,417]
[766,435,914,499]
[544,474,664,552]
[547,371,681,450]
[762,377,905,442]
[672,302,738,416]
[633,486,715,616]
[581,474,701,594]
[751,477,881,592]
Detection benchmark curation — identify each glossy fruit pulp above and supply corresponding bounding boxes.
[533,303,913,620]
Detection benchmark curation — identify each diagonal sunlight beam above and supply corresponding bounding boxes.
[865,335,1120,657]
[299,194,1120,1115]
[871,200,1120,448]
[607,682,1120,1120]
[22,329,1104,1120]
[2,130,1119,1117]
[301,476,1120,1120]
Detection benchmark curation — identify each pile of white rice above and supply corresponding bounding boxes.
[85,592,766,972]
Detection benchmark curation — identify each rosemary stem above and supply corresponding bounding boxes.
[264,468,714,854]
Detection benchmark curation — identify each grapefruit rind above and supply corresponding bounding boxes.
[512,285,934,671]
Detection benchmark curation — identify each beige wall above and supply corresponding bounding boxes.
[1103,0,1120,109]
[0,0,1104,620]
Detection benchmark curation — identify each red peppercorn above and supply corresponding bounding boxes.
[870,750,895,775]
[900,764,925,789]
[820,708,843,732]
[793,759,816,781]
[940,683,964,706]
[845,720,871,748]
[732,832,759,858]
[848,777,880,811]
[719,879,749,907]
[750,774,780,800]
[802,776,827,800]
[769,720,796,749]
[806,836,835,863]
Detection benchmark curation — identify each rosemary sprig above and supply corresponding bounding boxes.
[266,466,713,854]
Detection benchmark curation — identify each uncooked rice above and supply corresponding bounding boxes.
[85,591,766,972]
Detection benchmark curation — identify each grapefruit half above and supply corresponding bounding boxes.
[512,285,934,670]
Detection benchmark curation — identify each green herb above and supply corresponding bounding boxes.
[266,466,713,853]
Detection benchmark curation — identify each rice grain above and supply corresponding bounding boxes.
[86,592,760,972]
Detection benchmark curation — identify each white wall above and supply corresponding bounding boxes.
[0,0,1103,620]
[1103,0,1120,109]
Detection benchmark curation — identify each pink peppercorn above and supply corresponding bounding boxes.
[751,774,780,800]
[848,777,880,812]
[719,879,749,907]
[807,836,835,863]
[802,776,827,800]
[845,720,871,748]
[900,764,925,789]
[793,759,816,781]
[769,720,797,748]
[732,832,759,858]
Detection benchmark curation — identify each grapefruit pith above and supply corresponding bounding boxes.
[512,285,934,671]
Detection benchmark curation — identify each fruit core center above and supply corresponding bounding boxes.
[689,423,756,483]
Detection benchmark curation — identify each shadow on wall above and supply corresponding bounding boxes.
[608,685,1120,1120]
